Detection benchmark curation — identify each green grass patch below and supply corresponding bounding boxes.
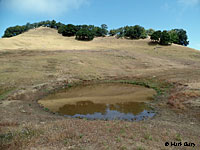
[175,133,182,141]
[0,88,15,101]
[0,132,14,144]
[144,133,153,140]
[0,127,43,148]
[43,107,49,112]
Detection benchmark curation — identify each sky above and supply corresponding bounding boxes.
[0,0,199,50]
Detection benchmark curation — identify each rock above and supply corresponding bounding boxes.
[20,110,26,113]
[33,83,47,89]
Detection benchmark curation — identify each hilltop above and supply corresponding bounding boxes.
[0,27,163,51]
[0,27,200,150]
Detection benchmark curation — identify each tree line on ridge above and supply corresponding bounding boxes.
[2,20,189,46]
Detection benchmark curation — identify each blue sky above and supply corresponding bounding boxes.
[0,0,199,50]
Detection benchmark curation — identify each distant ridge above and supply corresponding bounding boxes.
[0,27,198,53]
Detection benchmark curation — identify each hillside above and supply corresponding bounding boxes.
[0,27,195,52]
[0,27,119,51]
[0,27,200,86]
[0,27,200,150]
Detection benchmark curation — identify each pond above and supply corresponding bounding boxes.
[38,83,157,121]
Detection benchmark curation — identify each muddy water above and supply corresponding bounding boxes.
[38,83,157,121]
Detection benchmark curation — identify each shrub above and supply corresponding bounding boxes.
[124,25,147,39]
[61,24,77,37]
[75,28,95,41]
[146,28,155,36]
[150,30,161,42]
[160,30,171,45]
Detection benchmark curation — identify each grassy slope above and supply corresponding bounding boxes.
[0,27,200,150]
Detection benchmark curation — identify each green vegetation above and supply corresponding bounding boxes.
[109,25,188,46]
[3,20,61,38]
[172,29,189,46]
[160,30,171,45]
[168,30,179,43]
[43,107,49,112]
[109,25,147,39]
[60,24,78,37]
[2,20,189,45]
[146,28,155,36]
[75,27,95,41]
[150,29,189,46]
[0,132,14,143]
[124,25,147,39]
[0,88,15,101]
[151,30,162,43]
[144,134,153,140]
[109,29,118,36]
[0,127,42,148]
[137,146,145,150]
[175,133,182,141]
[2,20,108,41]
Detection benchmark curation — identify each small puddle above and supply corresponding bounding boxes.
[39,83,157,121]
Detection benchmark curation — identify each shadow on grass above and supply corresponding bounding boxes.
[148,41,159,46]
[148,41,172,47]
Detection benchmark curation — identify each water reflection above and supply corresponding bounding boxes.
[39,83,156,121]
[59,101,107,115]
[59,101,155,121]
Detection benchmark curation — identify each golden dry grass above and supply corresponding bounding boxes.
[0,27,200,150]
[0,27,200,88]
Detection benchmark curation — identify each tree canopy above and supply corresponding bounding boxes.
[109,25,147,39]
[146,28,155,36]
[160,30,171,45]
[75,27,95,41]
[2,20,189,45]
[61,24,77,36]
[150,30,161,42]
[2,21,109,41]
[173,29,189,46]
[124,25,147,39]
[3,20,63,38]
[150,29,189,46]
